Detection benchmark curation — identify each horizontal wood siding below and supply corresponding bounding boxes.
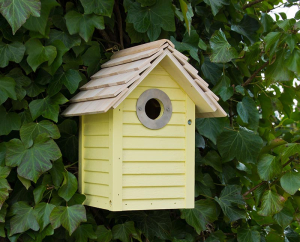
[82,113,111,210]
[122,64,188,210]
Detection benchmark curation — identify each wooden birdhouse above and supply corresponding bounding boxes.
[62,39,226,211]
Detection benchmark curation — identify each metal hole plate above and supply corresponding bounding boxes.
[136,89,172,130]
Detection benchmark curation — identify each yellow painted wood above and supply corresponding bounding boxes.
[84,160,110,173]
[130,87,186,100]
[123,150,185,162]
[123,124,185,137]
[122,186,185,199]
[84,171,110,184]
[123,162,185,174]
[84,148,109,160]
[84,136,109,148]
[122,198,185,210]
[185,95,195,208]
[123,174,185,187]
[148,64,170,76]
[84,123,109,136]
[84,183,110,197]
[78,116,84,194]
[123,137,185,150]
[85,195,110,210]
[109,106,123,211]
[84,112,109,123]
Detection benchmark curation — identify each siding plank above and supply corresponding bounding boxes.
[84,194,110,209]
[84,136,109,148]
[123,137,185,150]
[84,161,110,173]
[123,124,185,137]
[122,187,185,199]
[123,174,185,187]
[84,183,110,197]
[84,148,109,160]
[123,150,185,162]
[84,123,109,136]
[123,162,185,174]
[122,198,185,210]
[129,87,185,100]
[123,112,185,125]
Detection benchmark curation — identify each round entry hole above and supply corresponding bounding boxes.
[145,98,162,120]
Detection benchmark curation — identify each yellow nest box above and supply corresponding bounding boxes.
[62,39,226,211]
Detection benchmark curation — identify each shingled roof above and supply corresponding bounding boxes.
[62,39,226,118]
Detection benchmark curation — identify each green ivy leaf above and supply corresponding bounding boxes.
[237,96,259,131]
[0,106,21,136]
[217,128,263,164]
[287,50,300,76]
[57,119,78,161]
[171,30,200,62]
[273,205,294,228]
[6,68,31,100]
[47,29,81,49]
[58,172,78,202]
[6,134,62,182]
[23,0,59,35]
[8,201,39,236]
[237,227,260,242]
[257,190,285,216]
[0,203,8,223]
[82,45,102,77]
[46,40,69,76]
[25,38,57,72]
[0,41,26,68]
[204,0,229,16]
[201,57,223,84]
[231,15,260,44]
[196,117,226,145]
[96,225,112,242]
[50,205,87,235]
[20,120,60,148]
[0,0,41,34]
[0,77,17,104]
[280,171,300,195]
[112,221,140,242]
[80,0,114,17]
[180,199,217,234]
[34,202,55,230]
[29,93,68,122]
[213,75,234,101]
[129,211,171,240]
[0,175,11,209]
[72,224,97,242]
[65,11,104,42]
[127,0,175,41]
[210,29,238,63]
[17,175,31,189]
[49,158,64,187]
[179,0,193,35]
[280,143,300,162]
[33,185,46,204]
[47,69,82,96]
[257,154,282,181]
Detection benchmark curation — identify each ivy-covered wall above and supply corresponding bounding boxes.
[0,0,300,241]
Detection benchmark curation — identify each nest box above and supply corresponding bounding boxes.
[62,39,226,211]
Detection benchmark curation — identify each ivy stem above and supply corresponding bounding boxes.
[242,0,264,10]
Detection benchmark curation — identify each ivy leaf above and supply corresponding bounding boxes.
[0,77,17,104]
[72,224,97,242]
[0,106,21,136]
[8,201,39,236]
[50,205,87,236]
[210,29,238,63]
[274,205,294,228]
[127,0,175,41]
[231,15,260,44]
[204,0,229,16]
[96,225,113,242]
[237,96,259,131]
[6,134,62,182]
[0,41,26,68]
[47,69,82,96]
[25,38,57,72]
[280,171,300,195]
[20,120,60,148]
[257,154,282,181]
[213,75,234,101]
[34,202,55,230]
[29,93,68,122]
[112,221,140,242]
[179,0,193,35]
[215,185,245,206]
[58,172,78,202]
[49,158,64,187]
[65,11,104,42]
[47,29,81,49]
[287,50,300,76]
[0,0,41,34]
[217,128,263,164]
[80,0,114,17]
[82,45,102,77]
[237,227,260,242]
[201,57,223,84]
[6,68,31,100]
[33,185,46,204]
[180,199,217,234]
[17,175,31,189]
[46,40,69,76]
[280,143,300,162]
[0,203,8,222]
[129,211,171,240]
[171,30,200,62]
[57,119,78,161]
[23,0,59,35]
[257,190,285,216]
[196,118,226,145]
[0,175,11,209]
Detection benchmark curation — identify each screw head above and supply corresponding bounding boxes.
[166,107,170,112]
[138,107,142,111]
[188,119,192,125]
